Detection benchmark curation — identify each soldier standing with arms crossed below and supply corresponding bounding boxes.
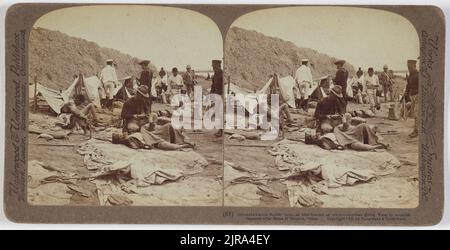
[405,59,419,138]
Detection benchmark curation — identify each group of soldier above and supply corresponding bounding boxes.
[60,58,224,144]
[292,58,420,141]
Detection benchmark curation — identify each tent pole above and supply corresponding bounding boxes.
[227,75,231,94]
[33,75,37,112]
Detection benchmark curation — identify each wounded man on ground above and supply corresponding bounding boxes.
[309,86,388,151]
[116,85,193,151]
[57,94,99,138]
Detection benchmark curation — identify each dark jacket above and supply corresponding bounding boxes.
[121,96,149,132]
[314,96,345,121]
[334,68,349,95]
[405,70,419,96]
[309,86,328,102]
[211,69,223,95]
[138,69,153,95]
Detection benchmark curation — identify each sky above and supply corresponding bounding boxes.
[232,6,420,71]
[34,5,223,71]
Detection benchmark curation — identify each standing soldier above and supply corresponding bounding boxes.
[137,60,153,112]
[365,67,381,112]
[159,67,166,78]
[211,59,223,137]
[379,64,395,102]
[405,59,419,138]
[294,59,313,111]
[100,59,119,111]
[183,64,196,99]
[333,59,349,111]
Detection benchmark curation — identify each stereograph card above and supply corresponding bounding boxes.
[3,3,445,225]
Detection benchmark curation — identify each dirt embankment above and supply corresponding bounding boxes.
[29,27,156,90]
[225,27,356,90]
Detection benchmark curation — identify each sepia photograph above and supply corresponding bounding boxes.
[2,1,446,227]
[223,6,420,208]
[27,5,225,206]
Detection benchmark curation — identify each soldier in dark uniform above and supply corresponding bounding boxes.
[333,59,349,111]
[405,59,419,138]
[137,60,153,112]
[211,60,223,96]
[159,67,166,78]
[356,67,363,77]
[121,85,150,137]
[314,85,346,135]
[211,60,223,137]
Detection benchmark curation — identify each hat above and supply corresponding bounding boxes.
[330,85,343,98]
[383,64,389,69]
[106,59,114,63]
[186,64,191,69]
[212,60,221,66]
[139,60,150,66]
[122,76,132,80]
[334,59,346,65]
[319,75,329,84]
[136,85,149,98]
[301,59,309,63]
[407,59,417,65]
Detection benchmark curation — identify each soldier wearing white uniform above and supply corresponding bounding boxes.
[100,59,119,110]
[294,59,313,111]
[364,67,380,112]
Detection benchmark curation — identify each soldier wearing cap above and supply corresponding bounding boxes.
[405,59,419,138]
[379,64,395,102]
[100,59,119,110]
[183,64,196,98]
[210,60,223,137]
[333,59,349,110]
[137,60,153,112]
[168,67,184,100]
[120,85,150,136]
[365,67,381,112]
[294,58,313,111]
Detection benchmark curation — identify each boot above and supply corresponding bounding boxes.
[302,98,309,112]
[108,99,114,111]
[100,99,106,109]
[298,98,304,110]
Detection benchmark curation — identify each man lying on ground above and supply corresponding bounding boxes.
[311,86,387,151]
[326,113,388,151]
[118,86,193,150]
[113,113,194,151]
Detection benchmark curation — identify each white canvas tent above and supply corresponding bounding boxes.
[30,75,107,114]
[256,75,297,108]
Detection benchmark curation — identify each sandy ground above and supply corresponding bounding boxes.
[28,78,418,207]
[223,101,419,208]
[28,78,223,206]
